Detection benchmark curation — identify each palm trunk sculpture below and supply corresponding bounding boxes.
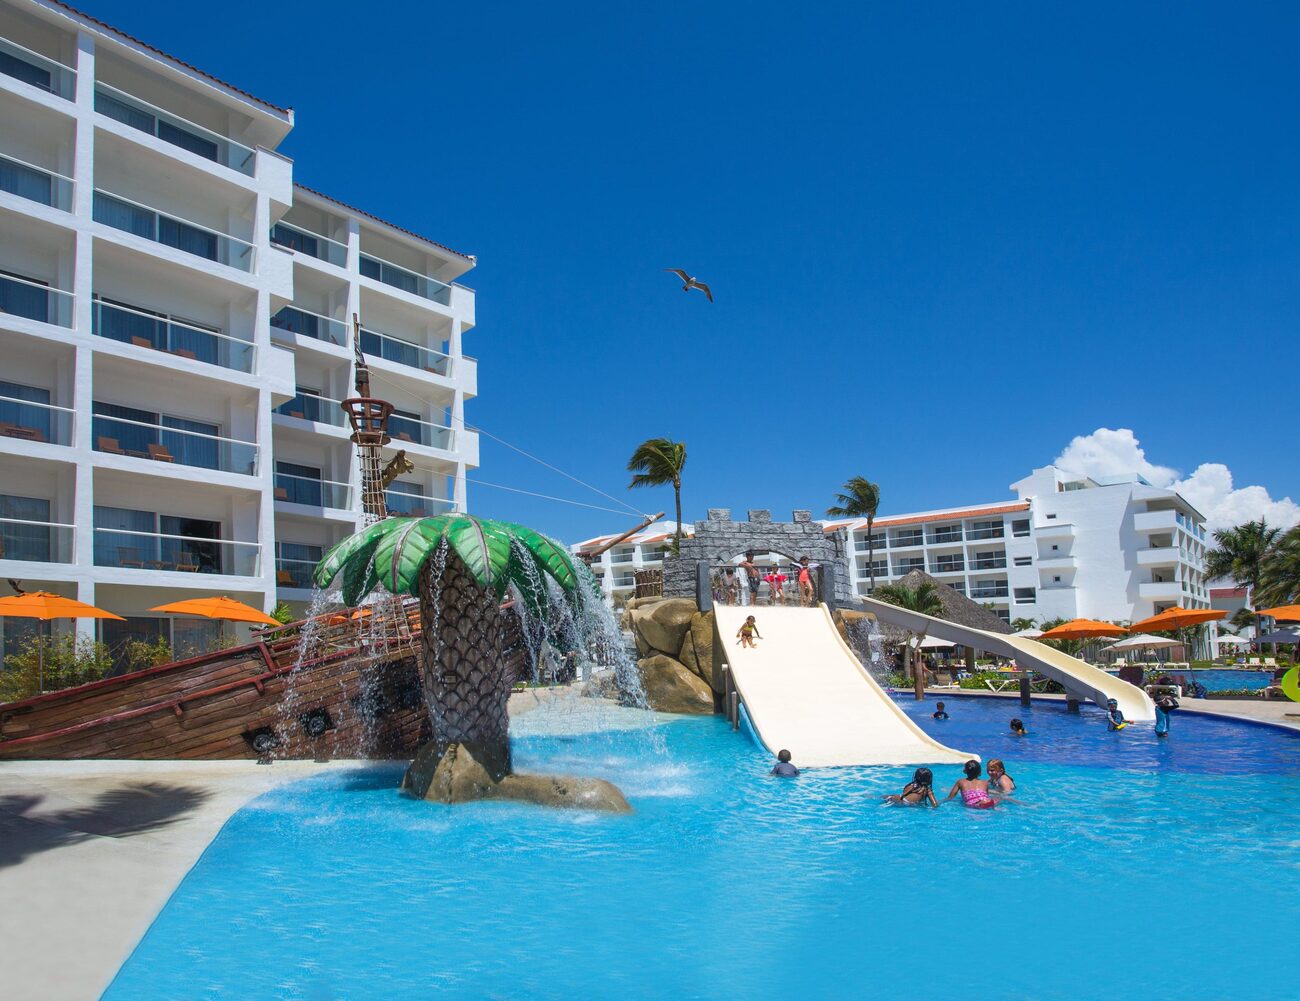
[314,514,629,811]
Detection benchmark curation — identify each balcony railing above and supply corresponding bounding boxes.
[270,305,347,346]
[967,528,1005,540]
[0,151,74,211]
[93,190,256,272]
[969,586,1009,599]
[610,552,635,565]
[893,562,925,575]
[970,558,1007,570]
[929,530,963,544]
[0,272,74,327]
[0,36,75,99]
[270,221,348,268]
[95,83,255,176]
[388,413,455,450]
[275,556,317,589]
[359,253,452,305]
[359,327,452,377]
[93,299,254,372]
[0,517,73,563]
[274,472,351,510]
[931,562,965,574]
[0,394,74,445]
[890,534,924,548]
[93,526,259,575]
[385,491,454,518]
[92,413,258,475]
[273,392,347,428]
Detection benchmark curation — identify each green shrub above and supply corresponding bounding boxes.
[0,635,115,702]
[116,636,174,673]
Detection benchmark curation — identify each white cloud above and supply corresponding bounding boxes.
[1053,428,1300,532]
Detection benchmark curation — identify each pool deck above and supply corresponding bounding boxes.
[2,691,1296,1000]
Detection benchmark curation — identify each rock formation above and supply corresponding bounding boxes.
[624,597,722,715]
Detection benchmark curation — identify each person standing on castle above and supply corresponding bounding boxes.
[739,551,763,605]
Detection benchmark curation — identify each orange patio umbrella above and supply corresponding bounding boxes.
[0,591,125,692]
[1038,619,1128,640]
[1128,607,1225,633]
[1256,605,1300,623]
[148,596,282,628]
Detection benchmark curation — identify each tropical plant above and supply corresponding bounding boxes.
[627,438,687,552]
[1010,617,1037,633]
[872,581,943,695]
[117,636,174,673]
[271,600,296,625]
[1037,616,1083,657]
[1205,520,1281,590]
[826,477,882,590]
[1256,525,1300,608]
[314,514,590,779]
[0,635,115,702]
[1228,606,1257,633]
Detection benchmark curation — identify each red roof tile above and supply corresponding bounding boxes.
[49,1,291,115]
[294,184,475,263]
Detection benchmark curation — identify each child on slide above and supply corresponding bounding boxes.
[884,767,938,807]
[736,615,762,648]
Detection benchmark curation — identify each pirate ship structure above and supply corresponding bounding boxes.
[0,327,446,761]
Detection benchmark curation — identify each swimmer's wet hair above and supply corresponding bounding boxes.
[964,760,982,779]
[777,749,792,762]
[1010,718,1025,731]
[912,767,933,787]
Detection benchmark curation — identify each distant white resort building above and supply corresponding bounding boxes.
[0,0,478,659]
[826,465,1211,625]
[573,522,691,601]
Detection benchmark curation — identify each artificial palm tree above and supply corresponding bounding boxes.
[873,581,942,698]
[1256,525,1300,608]
[313,514,590,785]
[628,438,687,552]
[826,477,882,590]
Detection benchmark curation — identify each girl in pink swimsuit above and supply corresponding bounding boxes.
[946,759,997,809]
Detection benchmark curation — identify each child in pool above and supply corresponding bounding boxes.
[946,760,997,809]
[884,767,938,806]
[986,759,1016,795]
[1009,718,1028,736]
[771,748,799,777]
[932,702,950,720]
[736,615,761,648]
[1154,692,1179,737]
[1105,699,1127,730]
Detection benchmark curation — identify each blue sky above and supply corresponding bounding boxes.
[93,1,1300,540]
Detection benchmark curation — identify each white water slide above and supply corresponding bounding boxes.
[855,595,1155,723]
[713,604,974,767]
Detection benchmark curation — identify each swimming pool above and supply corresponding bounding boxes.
[106,697,1300,1001]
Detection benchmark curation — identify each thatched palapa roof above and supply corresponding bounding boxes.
[864,569,1013,643]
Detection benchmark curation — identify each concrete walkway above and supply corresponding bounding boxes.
[0,759,338,1001]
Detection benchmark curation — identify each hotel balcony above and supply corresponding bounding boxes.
[1136,546,1180,567]
[969,557,1007,570]
[360,252,452,306]
[929,562,965,575]
[270,221,348,269]
[0,515,73,564]
[92,189,256,273]
[92,526,259,577]
[94,83,256,177]
[275,555,318,590]
[0,35,76,101]
[1133,510,1178,534]
[271,304,348,347]
[0,151,73,213]
[273,472,352,511]
[91,409,259,476]
[1139,579,1182,600]
[1033,520,1074,539]
[889,533,924,549]
[384,489,453,519]
[388,412,454,452]
[359,325,452,378]
[0,269,74,329]
[0,392,73,446]
[273,391,348,429]
[1035,554,1077,570]
[92,298,255,373]
[969,584,1009,600]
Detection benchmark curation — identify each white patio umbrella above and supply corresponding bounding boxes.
[1011,627,1043,638]
[1109,634,1181,652]
[1215,634,1250,647]
[912,635,955,650]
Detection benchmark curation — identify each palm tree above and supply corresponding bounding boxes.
[1256,525,1300,608]
[1207,519,1283,646]
[873,581,942,698]
[826,477,882,590]
[628,438,687,552]
[1010,616,1037,633]
[314,514,590,785]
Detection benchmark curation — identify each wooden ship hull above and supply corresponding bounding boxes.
[0,601,434,761]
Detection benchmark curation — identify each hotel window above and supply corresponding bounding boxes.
[0,494,52,561]
[968,520,1004,540]
[1011,519,1030,538]
[1013,587,1036,604]
[1013,556,1032,567]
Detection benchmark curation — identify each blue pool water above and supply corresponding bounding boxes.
[107,697,1300,1001]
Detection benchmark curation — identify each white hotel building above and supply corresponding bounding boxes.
[826,465,1211,625]
[0,0,478,658]
[573,522,688,601]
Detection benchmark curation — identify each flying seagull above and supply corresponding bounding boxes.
[664,268,713,302]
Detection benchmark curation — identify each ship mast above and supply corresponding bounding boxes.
[342,314,394,524]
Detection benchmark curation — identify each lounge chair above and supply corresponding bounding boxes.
[116,546,145,569]
[131,336,154,349]
[276,569,294,586]
[274,487,289,501]
[147,443,175,462]
[97,436,126,455]
[1248,657,1262,667]
[1264,657,1278,668]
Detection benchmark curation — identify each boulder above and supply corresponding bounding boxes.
[631,598,698,655]
[402,741,631,813]
[638,653,714,715]
[688,611,717,691]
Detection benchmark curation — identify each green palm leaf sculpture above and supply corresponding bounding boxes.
[309,513,629,809]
